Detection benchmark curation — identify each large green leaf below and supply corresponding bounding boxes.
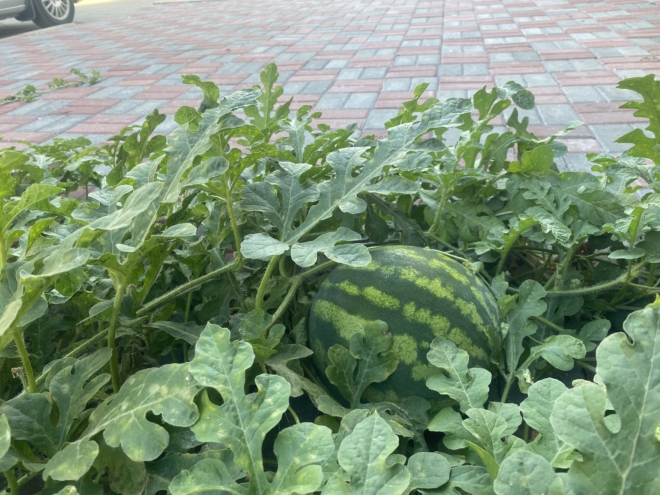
[0,349,111,458]
[493,451,563,495]
[326,320,399,408]
[44,363,201,481]
[291,227,370,268]
[426,338,492,413]
[615,75,660,162]
[503,280,547,374]
[322,413,411,495]
[551,298,660,495]
[185,323,334,494]
[520,379,575,469]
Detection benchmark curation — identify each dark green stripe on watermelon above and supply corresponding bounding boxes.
[308,245,499,404]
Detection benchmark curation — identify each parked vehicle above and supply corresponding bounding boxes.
[0,0,75,28]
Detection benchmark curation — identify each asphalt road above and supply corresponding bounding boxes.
[0,0,155,39]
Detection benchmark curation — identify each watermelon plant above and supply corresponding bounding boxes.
[1,64,660,494]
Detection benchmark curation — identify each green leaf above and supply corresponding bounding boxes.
[321,413,411,495]
[615,75,660,162]
[0,349,111,458]
[93,437,146,495]
[577,319,611,352]
[21,248,90,283]
[425,465,493,495]
[169,458,247,495]
[523,335,586,372]
[1,183,63,233]
[188,323,334,494]
[509,146,554,174]
[426,338,492,413]
[326,320,400,408]
[551,298,660,495]
[0,414,9,459]
[407,452,451,492]
[503,280,547,374]
[240,232,289,260]
[291,227,370,267]
[238,308,285,365]
[520,379,575,469]
[44,363,200,481]
[181,75,220,111]
[547,173,622,228]
[148,321,205,345]
[494,451,563,495]
[244,62,290,140]
[463,409,522,466]
[145,450,239,495]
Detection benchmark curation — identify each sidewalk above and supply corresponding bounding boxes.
[1,0,659,172]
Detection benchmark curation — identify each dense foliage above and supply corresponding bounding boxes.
[1,64,660,494]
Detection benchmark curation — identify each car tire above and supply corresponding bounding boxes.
[32,0,74,28]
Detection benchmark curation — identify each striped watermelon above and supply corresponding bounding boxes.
[308,245,499,404]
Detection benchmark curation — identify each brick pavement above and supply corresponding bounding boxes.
[1,0,660,171]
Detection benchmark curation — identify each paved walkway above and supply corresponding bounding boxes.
[1,0,659,172]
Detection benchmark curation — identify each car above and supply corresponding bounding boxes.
[0,0,75,29]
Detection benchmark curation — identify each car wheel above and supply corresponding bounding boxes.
[32,0,74,28]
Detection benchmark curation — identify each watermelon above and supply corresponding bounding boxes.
[308,245,499,404]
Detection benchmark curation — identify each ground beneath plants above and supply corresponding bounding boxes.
[1,0,659,172]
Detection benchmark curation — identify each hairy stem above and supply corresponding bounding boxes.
[575,360,597,374]
[255,255,281,310]
[531,315,565,334]
[228,271,247,312]
[287,406,300,425]
[108,282,125,393]
[137,261,239,316]
[429,189,449,236]
[13,330,36,393]
[545,267,644,296]
[3,469,18,495]
[646,263,657,287]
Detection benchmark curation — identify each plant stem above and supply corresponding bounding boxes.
[545,268,643,296]
[287,406,300,425]
[575,360,597,373]
[255,255,281,310]
[137,261,239,316]
[496,217,537,275]
[429,189,449,235]
[500,376,516,403]
[108,282,125,393]
[183,291,193,362]
[13,330,36,393]
[646,263,657,287]
[223,172,242,255]
[0,239,6,280]
[523,422,530,443]
[531,315,565,334]
[3,470,18,495]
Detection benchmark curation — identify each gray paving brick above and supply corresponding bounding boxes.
[365,109,399,129]
[571,59,604,71]
[418,54,441,65]
[304,81,333,94]
[438,64,463,76]
[537,104,580,125]
[393,55,418,67]
[513,51,541,62]
[376,48,397,56]
[558,153,594,173]
[8,99,71,116]
[463,64,490,76]
[590,124,636,152]
[344,93,377,109]
[504,107,543,125]
[362,67,388,79]
[412,77,438,91]
[383,78,412,91]
[316,93,351,110]
[524,73,558,87]
[326,59,350,69]
[283,82,308,94]
[596,85,642,102]
[489,52,515,62]
[104,100,169,115]
[337,68,364,80]
[87,86,146,100]
[562,86,607,103]
[356,49,377,58]
[616,69,648,78]
[544,60,574,72]
[304,60,330,70]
